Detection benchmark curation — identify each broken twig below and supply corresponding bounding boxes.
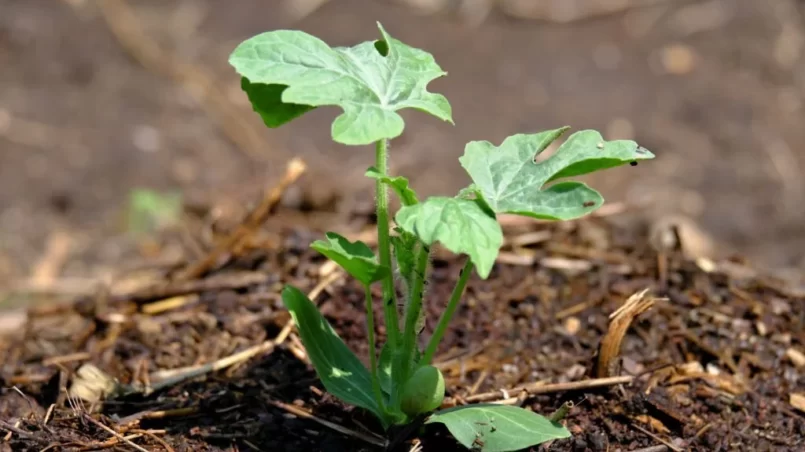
[176,158,306,280]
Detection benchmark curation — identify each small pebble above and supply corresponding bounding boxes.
[621,356,644,375]
[564,364,586,380]
[564,316,580,335]
[587,431,607,451]
[572,437,588,452]
[672,437,687,449]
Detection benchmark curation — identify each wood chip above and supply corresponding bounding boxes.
[540,257,592,276]
[634,414,671,434]
[785,348,805,368]
[141,294,199,315]
[790,393,805,413]
[505,230,552,247]
[496,251,536,266]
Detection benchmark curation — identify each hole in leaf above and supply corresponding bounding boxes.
[374,39,389,57]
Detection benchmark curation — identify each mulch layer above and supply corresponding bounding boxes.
[1,206,804,452]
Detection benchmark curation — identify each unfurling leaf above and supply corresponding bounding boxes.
[391,227,419,284]
[426,404,571,452]
[281,286,389,426]
[390,227,420,323]
[459,128,655,221]
[310,232,389,286]
[229,22,453,145]
[396,197,502,279]
[366,167,419,206]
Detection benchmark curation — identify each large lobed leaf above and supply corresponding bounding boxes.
[395,197,502,279]
[229,22,452,145]
[426,404,570,452]
[281,286,388,426]
[459,128,655,220]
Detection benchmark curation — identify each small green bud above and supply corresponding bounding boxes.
[400,365,445,416]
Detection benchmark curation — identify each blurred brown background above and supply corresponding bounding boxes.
[1,0,804,289]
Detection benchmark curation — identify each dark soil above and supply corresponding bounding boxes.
[1,208,803,451]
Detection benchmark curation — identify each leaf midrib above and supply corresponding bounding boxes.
[291,308,378,415]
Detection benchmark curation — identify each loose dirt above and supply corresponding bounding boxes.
[1,202,803,451]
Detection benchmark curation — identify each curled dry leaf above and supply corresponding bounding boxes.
[597,288,664,378]
[68,363,125,405]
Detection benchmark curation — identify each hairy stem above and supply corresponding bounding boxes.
[364,285,385,413]
[374,139,400,345]
[400,243,431,382]
[374,139,402,407]
[422,259,474,365]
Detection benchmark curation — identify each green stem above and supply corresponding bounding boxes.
[400,243,431,381]
[373,139,402,407]
[364,285,385,413]
[374,139,400,345]
[422,259,474,365]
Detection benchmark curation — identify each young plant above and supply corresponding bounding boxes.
[229,23,654,451]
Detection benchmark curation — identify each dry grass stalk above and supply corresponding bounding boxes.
[597,288,662,378]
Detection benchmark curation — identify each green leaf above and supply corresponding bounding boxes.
[310,232,389,286]
[459,128,655,221]
[378,341,395,396]
[239,77,316,128]
[229,22,453,145]
[396,197,502,279]
[281,285,388,425]
[426,404,571,452]
[366,167,419,206]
